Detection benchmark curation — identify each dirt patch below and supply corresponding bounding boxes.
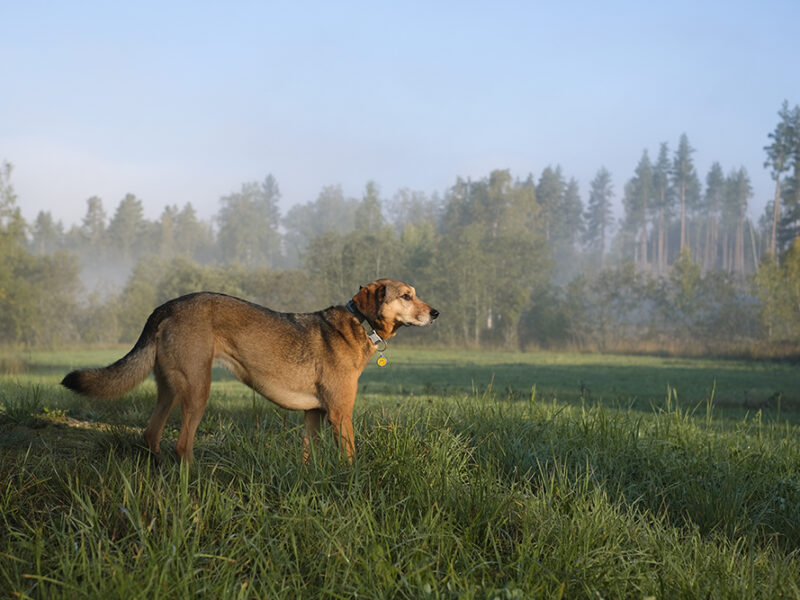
[0,413,143,459]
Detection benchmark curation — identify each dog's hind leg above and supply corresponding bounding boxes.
[143,365,179,457]
[303,408,324,463]
[174,360,213,465]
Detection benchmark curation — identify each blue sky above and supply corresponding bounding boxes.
[3,1,799,226]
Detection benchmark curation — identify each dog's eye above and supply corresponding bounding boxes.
[401,294,412,301]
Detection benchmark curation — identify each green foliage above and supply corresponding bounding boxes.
[518,285,577,349]
[74,292,122,345]
[0,164,81,347]
[305,227,402,305]
[17,252,82,347]
[754,238,800,343]
[116,256,163,342]
[571,264,653,351]
[395,220,436,284]
[387,187,439,233]
[30,211,65,255]
[435,171,548,347]
[520,255,764,353]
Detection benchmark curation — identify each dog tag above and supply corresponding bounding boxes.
[376,355,388,367]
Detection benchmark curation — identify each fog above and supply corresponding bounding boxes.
[5,137,799,353]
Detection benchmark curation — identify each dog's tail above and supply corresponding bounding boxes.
[61,308,163,399]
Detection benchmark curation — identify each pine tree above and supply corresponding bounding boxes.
[31,211,64,254]
[553,177,583,279]
[0,162,25,250]
[702,162,725,270]
[671,134,700,253]
[217,175,282,267]
[81,196,107,249]
[623,150,654,268]
[722,167,752,274]
[355,181,386,232]
[172,203,213,261]
[777,104,800,248]
[158,205,178,257]
[763,100,796,255]
[536,166,565,242]
[560,177,584,247]
[652,143,673,273]
[583,167,614,267]
[106,194,146,261]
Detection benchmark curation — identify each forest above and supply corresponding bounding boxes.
[2,101,800,354]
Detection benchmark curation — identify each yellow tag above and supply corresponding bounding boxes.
[377,356,388,367]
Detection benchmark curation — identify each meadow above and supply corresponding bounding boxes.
[1,348,799,598]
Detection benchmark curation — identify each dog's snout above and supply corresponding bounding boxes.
[430,308,439,320]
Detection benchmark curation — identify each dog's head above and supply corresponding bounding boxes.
[352,279,439,338]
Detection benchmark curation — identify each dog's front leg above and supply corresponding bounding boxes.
[327,406,355,462]
[320,376,358,462]
[325,380,357,462]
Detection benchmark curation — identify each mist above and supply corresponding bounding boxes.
[5,107,800,353]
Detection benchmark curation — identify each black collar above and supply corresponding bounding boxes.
[345,300,385,348]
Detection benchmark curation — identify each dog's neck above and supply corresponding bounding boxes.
[345,300,391,346]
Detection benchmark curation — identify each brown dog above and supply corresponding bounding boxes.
[61,279,438,463]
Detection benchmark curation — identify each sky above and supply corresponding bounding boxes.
[3,1,799,228]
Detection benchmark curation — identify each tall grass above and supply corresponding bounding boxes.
[2,374,799,598]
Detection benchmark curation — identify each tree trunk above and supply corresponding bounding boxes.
[703,218,712,271]
[640,221,648,271]
[474,294,480,346]
[600,226,606,269]
[680,181,686,251]
[748,219,759,272]
[735,218,744,274]
[771,180,781,256]
[722,230,729,272]
[658,208,665,274]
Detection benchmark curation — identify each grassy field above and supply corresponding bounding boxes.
[1,348,799,598]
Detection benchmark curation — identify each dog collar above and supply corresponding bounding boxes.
[346,300,389,366]
[345,300,386,349]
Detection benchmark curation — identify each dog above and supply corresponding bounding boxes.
[61,279,438,463]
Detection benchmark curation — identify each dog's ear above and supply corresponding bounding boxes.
[353,281,385,320]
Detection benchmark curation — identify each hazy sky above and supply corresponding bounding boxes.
[3,1,799,227]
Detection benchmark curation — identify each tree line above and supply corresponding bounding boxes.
[3,102,800,352]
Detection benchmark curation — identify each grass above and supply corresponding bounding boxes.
[1,348,799,598]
